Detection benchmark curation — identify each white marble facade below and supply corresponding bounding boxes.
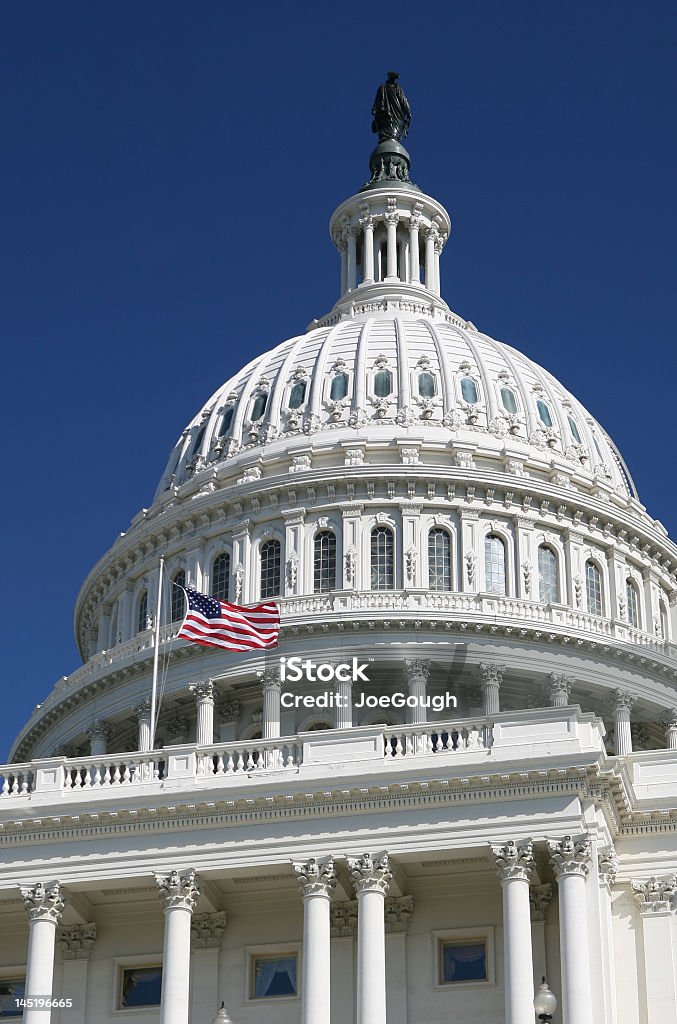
[2,86,677,1024]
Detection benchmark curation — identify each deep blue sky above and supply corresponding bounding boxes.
[1,2,675,759]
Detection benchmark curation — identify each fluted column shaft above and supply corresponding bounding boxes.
[549,836,593,1024]
[361,216,374,283]
[610,690,635,755]
[261,671,281,739]
[385,210,399,280]
[21,882,66,1024]
[478,663,504,716]
[294,858,336,1024]
[190,680,215,746]
[491,842,535,1024]
[335,678,353,729]
[346,229,357,290]
[136,700,152,752]
[404,658,431,726]
[156,869,200,1024]
[424,230,435,289]
[409,218,420,283]
[349,853,392,1024]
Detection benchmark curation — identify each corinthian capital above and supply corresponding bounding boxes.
[598,848,619,888]
[548,834,592,879]
[57,923,96,960]
[404,658,432,686]
[477,663,505,690]
[545,673,574,704]
[609,689,636,715]
[135,699,151,721]
[632,876,677,914]
[191,911,227,948]
[490,839,534,883]
[86,719,112,741]
[155,868,200,912]
[189,679,215,702]
[347,852,392,895]
[385,895,413,933]
[20,881,66,923]
[293,856,337,899]
[258,666,282,694]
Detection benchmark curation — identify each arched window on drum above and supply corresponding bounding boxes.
[585,561,603,616]
[428,528,452,591]
[137,590,149,634]
[484,535,506,595]
[260,540,281,599]
[171,570,186,622]
[538,546,558,604]
[212,553,231,602]
[314,531,337,593]
[371,526,394,590]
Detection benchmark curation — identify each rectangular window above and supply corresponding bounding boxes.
[0,980,25,1020]
[439,940,488,984]
[250,954,298,999]
[119,966,162,1008]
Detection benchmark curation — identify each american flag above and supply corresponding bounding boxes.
[177,588,280,651]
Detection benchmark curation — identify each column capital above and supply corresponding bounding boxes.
[191,911,227,949]
[545,672,574,704]
[384,895,413,933]
[135,698,151,721]
[490,839,535,883]
[156,868,200,912]
[189,679,215,701]
[631,876,677,915]
[403,658,432,685]
[86,719,111,741]
[57,923,96,960]
[258,666,282,695]
[529,883,553,922]
[20,881,66,923]
[548,834,592,879]
[660,708,677,730]
[330,900,357,937]
[609,688,636,714]
[477,663,505,690]
[347,852,392,895]
[293,856,337,899]
[598,848,619,888]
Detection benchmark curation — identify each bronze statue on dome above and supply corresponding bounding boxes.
[371,71,411,142]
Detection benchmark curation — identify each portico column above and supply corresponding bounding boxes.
[491,840,535,1024]
[359,212,374,284]
[631,875,677,1024]
[156,868,200,1024]
[404,659,431,746]
[86,719,111,757]
[610,689,635,755]
[294,857,336,1024]
[190,680,215,745]
[662,709,677,750]
[548,835,594,1024]
[20,881,66,1024]
[136,699,152,752]
[478,662,503,715]
[384,202,399,281]
[546,673,573,708]
[597,851,619,1024]
[348,852,392,1024]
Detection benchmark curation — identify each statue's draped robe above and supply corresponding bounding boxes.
[371,82,411,142]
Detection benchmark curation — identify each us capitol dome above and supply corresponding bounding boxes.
[2,74,677,1024]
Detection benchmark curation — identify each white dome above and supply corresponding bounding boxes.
[155,309,634,505]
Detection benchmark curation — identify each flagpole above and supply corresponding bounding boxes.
[149,555,164,751]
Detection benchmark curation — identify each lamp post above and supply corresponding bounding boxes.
[533,976,558,1022]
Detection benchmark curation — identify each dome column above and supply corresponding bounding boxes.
[548,835,594,1024]
[348,853,392,1024]
[610,689,635,755]
[404,658,431,726]
[136,699,152,752]
[359,210,375,284]
[478,663,503,716]
[20,882,66,1024]
[293,857,336,1024]
[335,676,354,729]
[663,710,677,749]
[156,869,200,1024]
[490,841,535,1024]
[87,719,111,757]
[190,680,215,746]
[408,209,421,283]
[260,667,282,768]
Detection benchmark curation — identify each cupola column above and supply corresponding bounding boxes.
[548,835,594,1024]
[408,211,421,283]
[348,853,392,1024]
[359,211,375,284]
[490,841,535,1024]
[610,689,635,755]
[156,869,200,1024]
[135,699,152,752]
[346,226,358,291]
[294,857,336,1024]
[384,202,399,281]
[190,680,215,746]
[20,881,66,1024]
